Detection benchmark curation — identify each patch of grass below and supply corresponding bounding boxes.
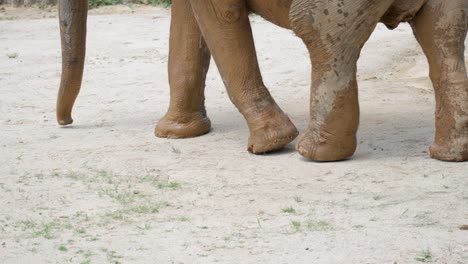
[291,221,301,232]
[415,249,433,262]
[24,170,170,243]
[130,204,161,214]
[100,187,138,204]
[75,227,87,235]
[103,248,123,264]
[103,203,164,222]
[77,249,94,258]
[148,0,171,7]
[140,174,160,185]
[16,220,36,231]
[86,236,99,242]
[88,0,122,9]
[16,220,65,239]
[141,175,181,190]
[63,171,82,181]
[64,170,144,205]
[66,171,180,205]
[282,206,296,214]
[74,211,90,222]
[0,16,16,21]
[97,170,114,184]
[104,210,127,221]
[38,3,48,9]
[33,222,61,239]
[77,249,94,264]
[305,219,332,231]
[16,219,79,240]
[157,181,180,190]
[58,245,68,252]
[177,216,191,222]
[289,219,332,233]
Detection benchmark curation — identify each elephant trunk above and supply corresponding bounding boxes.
[57,0,88,125]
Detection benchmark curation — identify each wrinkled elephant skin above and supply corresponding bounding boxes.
[56,0,467,162]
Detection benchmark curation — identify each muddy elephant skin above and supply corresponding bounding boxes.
[57,0,468,162]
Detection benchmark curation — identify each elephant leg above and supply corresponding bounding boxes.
[290,0,394,161]
[56,0,88,125]
[410,0,468,161]
[189,0,298,153]
[155,0,212,138]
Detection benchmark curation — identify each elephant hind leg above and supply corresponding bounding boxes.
[56,0,88,125]
[290,0,394,161]
[410,0,468,161]
[155,0,212,139]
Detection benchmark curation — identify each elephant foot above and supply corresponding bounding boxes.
[247,106,298,154]
[296,129,357,162]
[155,111,211,139]
[57,116,73,126]
[430,139,468,162]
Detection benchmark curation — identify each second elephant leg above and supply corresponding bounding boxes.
[189,0,298,153]
[410,0,468,161]
[156,0,212,138]
[290,0,394,161]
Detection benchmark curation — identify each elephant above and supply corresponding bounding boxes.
[56,0,468,162]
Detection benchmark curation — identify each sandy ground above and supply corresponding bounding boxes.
[1,5,467,264]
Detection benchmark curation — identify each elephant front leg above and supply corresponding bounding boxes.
[155,0,212,138]
[290,0,394,161]
[410,0,468,161]
[189,0,298,153]
[296,66,360,162]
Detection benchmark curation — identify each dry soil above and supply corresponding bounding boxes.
[0,5,467,264]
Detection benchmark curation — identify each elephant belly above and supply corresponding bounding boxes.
[247,0,429,31]
[381,0,428,29]
[247,0,293,29]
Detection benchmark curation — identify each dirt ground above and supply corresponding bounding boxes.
[1,5,467,264]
